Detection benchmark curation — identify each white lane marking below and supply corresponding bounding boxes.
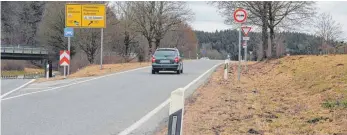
[2,66,150,101]
[117,62,222,135]
[23,87,55,90]
[1,79,36,99]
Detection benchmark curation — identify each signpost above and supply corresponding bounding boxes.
[65,4,106,70]
[234,8,247,81]
[64,28,74,75]
[60,50,70,78]
[241,26,252,72]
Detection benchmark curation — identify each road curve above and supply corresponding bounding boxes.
[2,60,222,135]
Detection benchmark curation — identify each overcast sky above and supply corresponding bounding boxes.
[187,1,347,39]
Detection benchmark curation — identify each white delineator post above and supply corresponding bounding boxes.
[46,64,49,79]
[224,59,228,80]
[168,88,184,135]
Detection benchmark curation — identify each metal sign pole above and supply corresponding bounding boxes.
[238,23,242,81]
[100,28,103,70]
[245,40,248,71]
[68,37,70,75]
[189,51,191,59]
[64,66,66,79]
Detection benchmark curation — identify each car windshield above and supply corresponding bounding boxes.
[154,50,176,57]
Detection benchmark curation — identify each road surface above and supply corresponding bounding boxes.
[2,60,222,135]
[1,79,33,95]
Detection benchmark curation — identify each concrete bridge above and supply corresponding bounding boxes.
[1,45,49,60]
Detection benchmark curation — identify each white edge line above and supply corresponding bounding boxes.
[1,66,150,101]
[117,62,223,135]
[118,99,170,135]
[1,79,36,99]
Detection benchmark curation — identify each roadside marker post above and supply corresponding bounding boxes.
[224,59,228,80]
[46,64,49,79]
[60,50,70,79]
[234,8,247,81]
[168,88,185,135]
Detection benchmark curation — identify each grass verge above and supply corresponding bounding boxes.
[157,54,347,135]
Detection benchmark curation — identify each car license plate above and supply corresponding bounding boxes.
[160,60,170,63]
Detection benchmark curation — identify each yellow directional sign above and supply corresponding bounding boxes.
[65,4,106,28]
[65,4,82,27]
[81,4,106,28]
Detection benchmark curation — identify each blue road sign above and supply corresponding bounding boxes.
[64,28,74,37]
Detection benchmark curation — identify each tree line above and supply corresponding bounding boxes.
[1,1,198,72]
[210,1,346,60]
[195,29,347,61]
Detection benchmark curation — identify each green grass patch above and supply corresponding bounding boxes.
[306,116,330,124]
[322,99,347,109]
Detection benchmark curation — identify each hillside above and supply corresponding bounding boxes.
[158,55,347,135]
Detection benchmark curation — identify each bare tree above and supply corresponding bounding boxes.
[75,28,100,64]
[130,1,193,61]
[153,1,193,49]
[161,23,198,59]
[113,2,139,61]
[314,12,343,45]
[267,1,316,58]
[130,2,157,60]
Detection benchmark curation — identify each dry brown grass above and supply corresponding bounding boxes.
[157,55,347,135]
[1,68,44,76]
[35,62,150,82]
[24,68,44,73]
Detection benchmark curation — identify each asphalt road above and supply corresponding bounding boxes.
[1,79,33,95]
[2,60,222,135]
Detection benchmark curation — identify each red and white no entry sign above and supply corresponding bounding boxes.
[233,8,247,23]
[60,50,70,66]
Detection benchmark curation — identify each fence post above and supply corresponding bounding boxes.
[168,88,185,135]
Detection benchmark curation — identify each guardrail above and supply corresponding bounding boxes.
[1,47,48,54]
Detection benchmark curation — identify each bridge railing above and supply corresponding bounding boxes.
[1,46,48,54]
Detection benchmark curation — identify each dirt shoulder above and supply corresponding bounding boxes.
[158,55,347,135]
[35,62,150,83]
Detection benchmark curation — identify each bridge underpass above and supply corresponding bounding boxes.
[1,46,53,78]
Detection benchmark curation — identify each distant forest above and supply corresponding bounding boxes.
[194,30,347,60]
